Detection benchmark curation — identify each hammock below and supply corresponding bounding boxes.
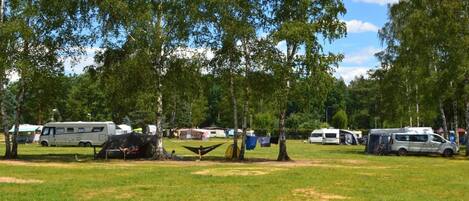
[182,143,225,156]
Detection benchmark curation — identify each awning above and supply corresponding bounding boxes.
[9,124,42,133]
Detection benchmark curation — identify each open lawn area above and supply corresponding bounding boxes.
[1,140,469,201]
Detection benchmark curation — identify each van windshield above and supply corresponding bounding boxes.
[311,133,322,137]
[325,133,336,138]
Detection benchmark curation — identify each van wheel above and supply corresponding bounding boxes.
[85,142,92,147]
[443,149,453,157]
[78,142,85,147]
[41,141,48,147]
[397,148,407,156]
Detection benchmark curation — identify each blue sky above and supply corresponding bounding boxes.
[64,0,395,84]
[329,0,395,83]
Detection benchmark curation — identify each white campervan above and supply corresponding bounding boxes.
[308,129,324,143]
[39,122,116,147]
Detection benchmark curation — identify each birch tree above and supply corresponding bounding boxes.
[266,0,346,161]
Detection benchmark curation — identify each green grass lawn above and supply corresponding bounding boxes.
[0,139,468,201]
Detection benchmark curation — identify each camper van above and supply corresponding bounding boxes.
[391,133,458,157]
[366,127,459,157]
[39,122,116,147]
[308,129,324,143]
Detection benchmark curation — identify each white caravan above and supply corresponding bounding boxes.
[39,122,116,147]
[322,128,341,144]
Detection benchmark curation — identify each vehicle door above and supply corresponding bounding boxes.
[49,127,56,146]
[428,134,445,153]
[409,135,428,153]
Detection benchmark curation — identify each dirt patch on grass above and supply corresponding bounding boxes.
[192,167,285,176]
[0,177,43,184]
[80,187,137,200]
[0,160,74,168]
[292,188,350,201]
[0,158,391,170]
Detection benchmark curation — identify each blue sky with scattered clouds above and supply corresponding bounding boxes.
[64,0,395,84]
[329,0,397,83]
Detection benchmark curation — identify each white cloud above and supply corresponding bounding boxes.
[342,46,381,65]
[334,66,371,84]
[173,47,214,60]
[344,20,379,33]
[352,0,399,6]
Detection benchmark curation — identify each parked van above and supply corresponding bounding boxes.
[391,133,458,157]
[322,129,340,144]
[40,122,116,147]
[308,129,324,143]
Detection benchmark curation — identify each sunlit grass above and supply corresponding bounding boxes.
[0,139,468,201]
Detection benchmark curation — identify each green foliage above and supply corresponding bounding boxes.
[331,109,348,129]
[286,113,321,130]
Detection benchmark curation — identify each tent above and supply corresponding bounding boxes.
[96,133,156,159]
[339,130,359,145]
[9,124,43,144]
[365,128,402,155]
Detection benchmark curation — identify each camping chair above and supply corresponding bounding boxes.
[182,143,225,160]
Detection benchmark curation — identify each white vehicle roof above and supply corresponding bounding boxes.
[45,121,115,126]
[117,124,132,131]
[370,127,434,135]
[403,127,434,134]
[312,128,339,133]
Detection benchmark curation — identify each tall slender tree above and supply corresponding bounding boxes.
[94,0,196,159]
[266,0,346,161]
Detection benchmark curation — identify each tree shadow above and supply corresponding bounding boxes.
[13,153,95,163]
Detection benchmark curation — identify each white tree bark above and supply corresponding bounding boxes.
[0,0,11,159]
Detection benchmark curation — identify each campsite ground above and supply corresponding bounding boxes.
[0,139,468,201]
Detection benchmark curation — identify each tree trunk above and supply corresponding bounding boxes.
[0,0,10,160]
[439,99,449,139]
[239,41,251,160]
[229,69,238,159]
[277,108,290,161]
[12,81,25,159]
[1,76,10,159]
[239,98,248,160]
[277,43,296,161]
[152,63,166,159]
[465,101,468,156]
[453,101,459,145]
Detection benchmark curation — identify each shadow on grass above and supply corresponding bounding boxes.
[15,153,95,163]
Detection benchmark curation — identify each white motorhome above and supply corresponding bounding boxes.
[39,122,116,147]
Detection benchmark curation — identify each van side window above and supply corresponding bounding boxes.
[410,135,428,142]
[395,135,409,141]
[78,128,85,133]
[92,127,104,132]
[42,127,50,136]
[66,128,74,133]
[325,133,336,138]
[432,135,445,143]
[56,127,65,135]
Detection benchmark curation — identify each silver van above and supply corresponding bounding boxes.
[391,133,458,157]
